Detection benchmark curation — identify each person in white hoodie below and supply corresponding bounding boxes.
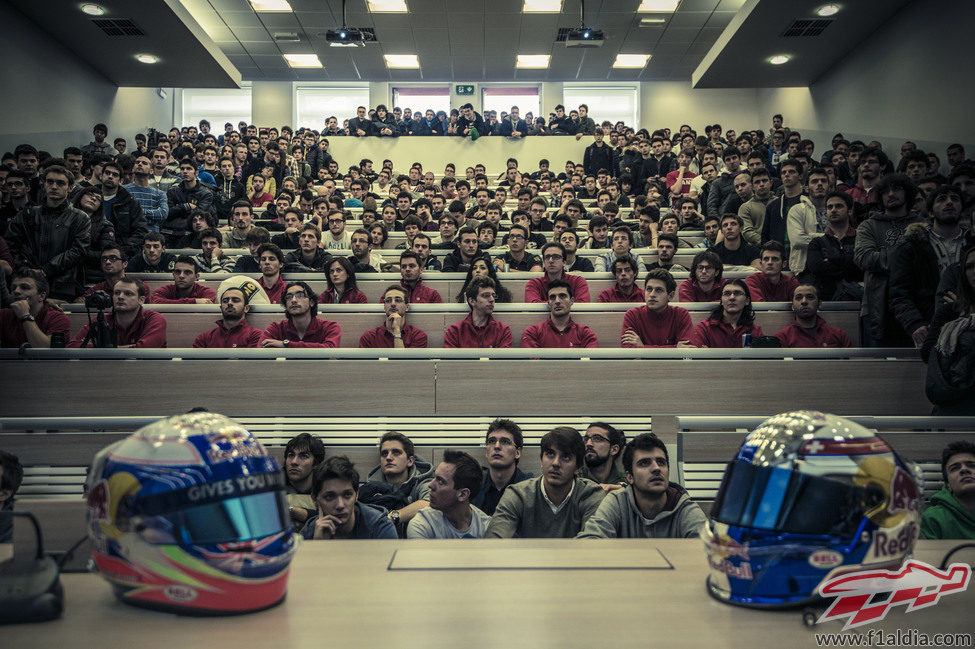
[576,432,707,539]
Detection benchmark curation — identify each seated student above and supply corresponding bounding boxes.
[68,278,167,348]
[445,277,512,348]
[0,268,70,348]
[0,450,24,542]
[558,229,595,273]
[407,450,491,539]
[509,211,548,252]
[522,279,597,348]
[284,223,332,272]
[645,234,688,272]
[581,214,611,249]
[525,242,591,303]
[232,227,271,273]
[598,257,645,303]
[678,250,724,303]
[476,221,498,250]
[150,255,217,304]
[580,422,628,490]
[621,269,695,347]
[323,210,353,250]
[454,257,513,303]
[283,432,326,530]
[471,418,533,516]
[359,285,428,348]
[921,441,975,539]
[126,232,176,273]
[395,215,423,250]
[222,201,255,248]
[774,283,852,348]
[577,432,707,539]
[484,426,605,538]
[260,281,341,348]
[192,285,262,348]
[194,227,235,273]
[411,232,442,271]
[596,226,641,274]
[689,278,763,347]
[319,256,368,304]
[255,243,287,302]
[246,170,274,207]
[271,208,302,249]
[349,227,385,273]
[78,246,131,303]
[443,226,490,273]
[361,431,434,532]
[712,213,761,269]
[695,214,721,249]
[301,456,398,540]
[396,250,443,303]
[744,240,799,301]
[432,213,459,250]
[496,224,542,272]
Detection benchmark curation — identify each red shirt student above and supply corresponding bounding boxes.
[319,257,369,305]
[621,270,694,348]
[689,278,764,348]
[192,287,263,348]
[743,241,798,302]
[525,242,591,303]
[678,250,724,303]
[0,269,70,348]
[260,281,341,348]
[359,286,428,348]
[597,257,645,303]
[256,243,288,304]
[68,278,167,348]
[444,276,513,348]
[774,284,853,348]
[521,279,597,348]
[150,256,218,304]
[394,251,443,304]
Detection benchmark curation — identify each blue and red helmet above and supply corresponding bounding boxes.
[703,411,921,608]
[85,412,297,615]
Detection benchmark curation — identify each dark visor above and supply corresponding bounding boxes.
[158,491,290,545]
[711,461,882,537]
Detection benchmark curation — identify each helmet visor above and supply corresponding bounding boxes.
[711,461,881,537]
[153,491,290,545]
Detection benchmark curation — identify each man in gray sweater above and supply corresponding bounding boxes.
[577,433,707,539]
[485,427,605,538]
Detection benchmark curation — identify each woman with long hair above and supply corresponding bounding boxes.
[923,243,975,414]
[73,187,117,281]
[455,257,512,303]
[689,278,762,347]
[318,256,368,304]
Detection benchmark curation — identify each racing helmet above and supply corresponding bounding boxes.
[85,412,296,614]
[703,411,921,608]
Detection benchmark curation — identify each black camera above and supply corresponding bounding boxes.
[84,290,113,311]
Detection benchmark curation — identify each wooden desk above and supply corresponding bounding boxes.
[3,540,971,649]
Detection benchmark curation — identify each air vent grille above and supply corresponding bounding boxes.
[555,27,572,42]
[781,19,832,37]
[92,18,145,37]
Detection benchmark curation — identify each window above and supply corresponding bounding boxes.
[392,86,450,116]
[295,86,371,130]
[482,86,540,122]
[562,85,638,129]
[181,87,252,129]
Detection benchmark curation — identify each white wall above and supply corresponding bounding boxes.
[0,3,172,155]
[757,0,975,163]
[640,81,761,136]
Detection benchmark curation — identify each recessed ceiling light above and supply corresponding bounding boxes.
[284,53,322,68]
[614,54,650,68]
[80,3,106,16]
[523,0,561,12]
[768,54,790,65]
[516,54,550,68]
[816,3,840,16]
[135,54,159,64]
[384,54,419,68]
[640,17,667,24]
[637,0,679,11]
[250,0,292,11]
[367,0,408,11]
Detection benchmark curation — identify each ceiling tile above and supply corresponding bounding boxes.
[675,0,721,10]
[659,27,701,42]
[668,11,711,29]
[409,11,448,27]
[243,41,283,55]
[209,0,253,10]
[233,26,273,41]
[218,10,264,28]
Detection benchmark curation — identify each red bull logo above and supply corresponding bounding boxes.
[708,534,750,560]
[817,560,971,630]
[887,467,919,515]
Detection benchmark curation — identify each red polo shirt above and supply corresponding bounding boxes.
[318,288,368,304]
[261,277,287,304]
[744,273,799,302]
[262,317,341,348]
[690,317,763,348]
[384,280,442,304]
[0,303,71,347]
[521,317,597,348]
[68,307,168,348]
[193,319,263,348]
[677,280,724,303]
[774,316,852,348]
[151,283,217,304]
[524,272,591,303]
[358,323,427,348]
[597,285,645,303]
[621,305,693,347]
[444,313,513,348]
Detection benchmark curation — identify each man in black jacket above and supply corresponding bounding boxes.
[348,106,373,137]
[583,131,613,178]
[457,104,484,137]
[806,191,862,300]
[164,159,215,246]
[548,105,575,135]
[99,161,147,259]
[214,156,245,225]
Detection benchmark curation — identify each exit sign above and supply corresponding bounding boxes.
[455,84,474,95]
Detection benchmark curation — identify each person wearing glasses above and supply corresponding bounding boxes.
[322,209,352,250]
[470,419,533,516]
[689,278,764,348]
[580,422,628,492]
[358,285,427,349]
[524,242,591,303]
[7,165,90,301]
[260,281,341,348]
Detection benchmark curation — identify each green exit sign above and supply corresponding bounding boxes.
[455,84,474,95]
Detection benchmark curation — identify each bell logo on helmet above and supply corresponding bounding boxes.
[164,585,199,603]
[808,550,844,569]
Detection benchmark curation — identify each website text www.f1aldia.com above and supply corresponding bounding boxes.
[815,628,973,647]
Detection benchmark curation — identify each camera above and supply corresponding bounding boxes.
[84,290,113,311]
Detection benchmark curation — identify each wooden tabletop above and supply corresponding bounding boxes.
[4,540,973,648]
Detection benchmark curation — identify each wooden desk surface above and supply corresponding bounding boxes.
[4,540,972,648]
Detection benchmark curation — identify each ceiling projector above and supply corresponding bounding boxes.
[565,27,604,48]
[324,28,370,47]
